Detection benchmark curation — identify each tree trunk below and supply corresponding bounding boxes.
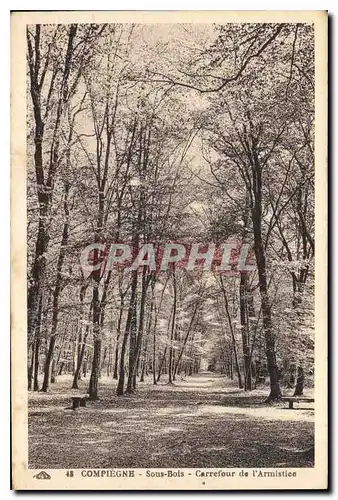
[125,275,139,394]
[40,183,70,392]
[174,303,199,378]
[88,282,102,400]
[88,339,101,400]
[72,318,91,389]
[168,271,177,384]
[220,277,243,389]
[156,347,167,383]
[50,359,56,383]
[27,343,34,391]
[250,148,281,401]
[31,296,43,391]
[113,300,124,380]
[100,346,108,379]
[139,288,153,383]
[252,218,281,400]
[293,366,304,396]
[152,323,157,385]
[41,336,56,392]
[113,345,119,380]
[116,271,138,395]
[240,272,252,391]
[127,270,148,393]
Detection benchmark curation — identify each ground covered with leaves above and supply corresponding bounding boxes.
[29,373,314,469]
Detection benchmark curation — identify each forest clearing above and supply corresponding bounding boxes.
[29,372,314,469]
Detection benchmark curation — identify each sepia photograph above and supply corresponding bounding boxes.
[11,10,327,490]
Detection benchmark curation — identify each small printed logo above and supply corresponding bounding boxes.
[33,471,51,480]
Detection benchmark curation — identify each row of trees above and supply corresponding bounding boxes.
[27,22,314,400]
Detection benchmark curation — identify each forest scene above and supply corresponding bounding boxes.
[26,22,315,469]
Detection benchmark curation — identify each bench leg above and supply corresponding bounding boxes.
[72,399,80,410]
[80,398,86,407]
[289,400,294,409]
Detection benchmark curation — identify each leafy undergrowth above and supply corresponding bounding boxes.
[28,373,314,469]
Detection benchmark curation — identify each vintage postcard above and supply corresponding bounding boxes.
[11,10,328,490]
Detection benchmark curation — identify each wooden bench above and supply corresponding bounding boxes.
[70,394,89,410]
[281,397,314,409]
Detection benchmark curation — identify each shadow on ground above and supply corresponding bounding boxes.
[28,372,314,469]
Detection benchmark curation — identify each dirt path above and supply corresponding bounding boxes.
[28,372,314,469]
